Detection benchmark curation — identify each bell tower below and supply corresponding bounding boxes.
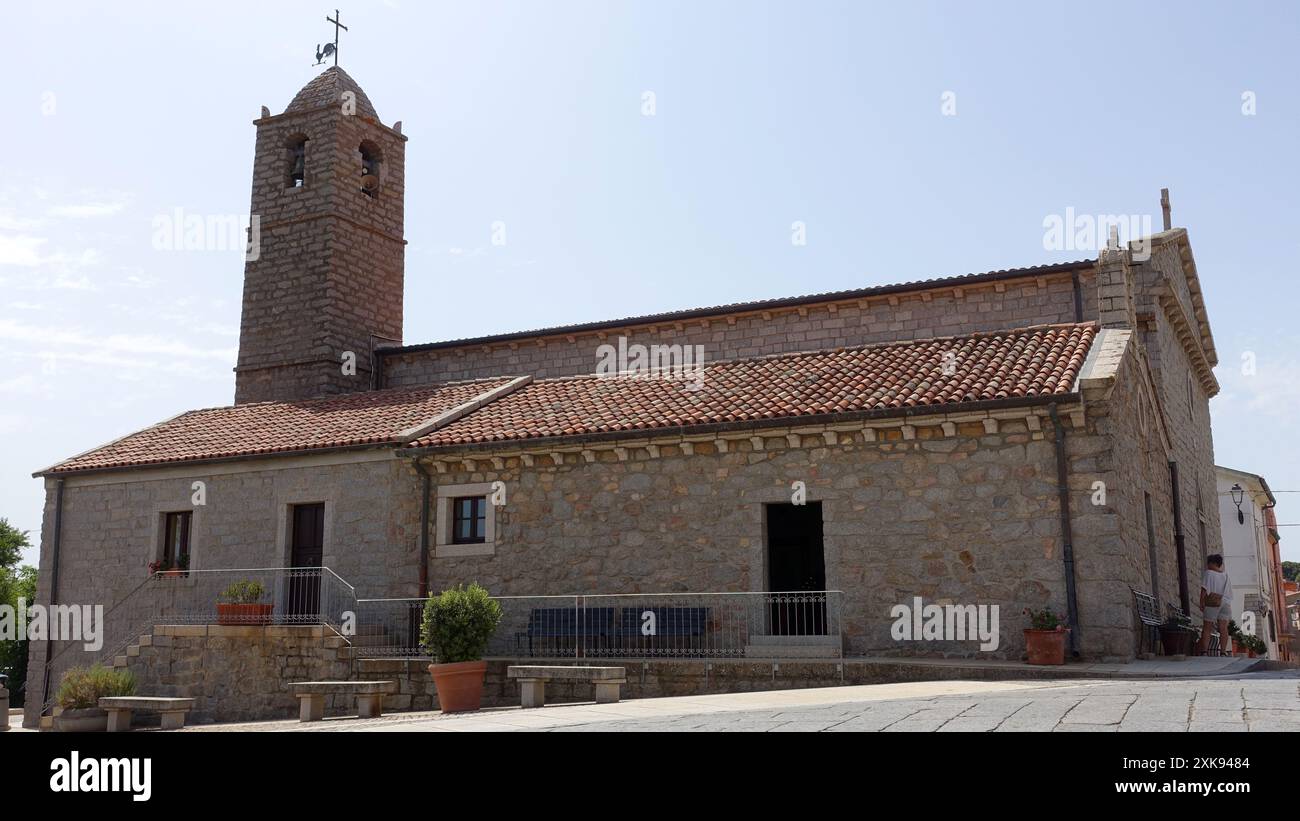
[234,67,406,404]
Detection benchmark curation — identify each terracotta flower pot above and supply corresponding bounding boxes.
[428,661,487,713]
[1024,628,1068,665]
[55,708,108,733]
[1159,627,1193,656]
[217,603,274,626]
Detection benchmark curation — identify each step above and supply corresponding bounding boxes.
[744,634,842,659]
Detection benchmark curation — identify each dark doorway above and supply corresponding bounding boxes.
[765,502,827,635]
[287,503,324,621]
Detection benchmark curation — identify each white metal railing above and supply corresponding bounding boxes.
[38,571,843,716]
[353,591,845,660]
[39,567,357,716]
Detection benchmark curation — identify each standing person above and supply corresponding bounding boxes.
[1196,554,1233,656]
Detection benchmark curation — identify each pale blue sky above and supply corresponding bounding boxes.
[3,1,1298,565]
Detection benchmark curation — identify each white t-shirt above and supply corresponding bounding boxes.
[1201,568,1231,600]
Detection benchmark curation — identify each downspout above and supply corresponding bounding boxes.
[1071,271,1084,323]
[414,459,432,598]
[1048,404,1081,656]
[39,478,66,715]
[1169,461,1190,613]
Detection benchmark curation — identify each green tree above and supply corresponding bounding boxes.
[1283,561,1300,583]
[0,518,30,568]
[0,518,36,707]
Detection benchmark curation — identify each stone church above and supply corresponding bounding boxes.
[25,68,1223,719]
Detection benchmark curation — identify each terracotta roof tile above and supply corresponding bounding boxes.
[44,379,514,474]
[42,323,1096,474]
[413,323,1096,448]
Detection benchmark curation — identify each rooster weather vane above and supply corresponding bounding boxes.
[315,10,348,66]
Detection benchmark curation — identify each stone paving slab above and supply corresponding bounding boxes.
[126,669,1300,733]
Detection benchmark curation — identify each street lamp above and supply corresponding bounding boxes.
[1230,483,1245,525]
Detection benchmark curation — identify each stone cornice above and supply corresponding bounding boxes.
[405,395,1087,466]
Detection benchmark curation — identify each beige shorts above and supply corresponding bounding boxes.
[1204,603,1232,622]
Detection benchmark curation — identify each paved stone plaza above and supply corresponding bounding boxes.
[158,670,1300,733]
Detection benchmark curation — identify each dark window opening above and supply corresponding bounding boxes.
[287,136,308,188]
[452,497,487,544]
[161,511,191,570]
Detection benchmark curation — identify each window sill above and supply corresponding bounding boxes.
[434,542,495,558]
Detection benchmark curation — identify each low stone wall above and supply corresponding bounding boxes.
[111,627,1109,724]
[118,625,355,724]
[356,656,1097,712]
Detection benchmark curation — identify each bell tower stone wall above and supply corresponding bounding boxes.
[234,67,406,404]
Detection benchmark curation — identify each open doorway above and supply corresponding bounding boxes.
[765,502,827,636]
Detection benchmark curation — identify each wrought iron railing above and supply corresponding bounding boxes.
[352,591,844,660]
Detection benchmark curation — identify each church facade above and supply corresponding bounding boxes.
[25,69,1224,720]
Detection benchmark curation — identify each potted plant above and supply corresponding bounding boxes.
[53,664,136,732]
[217,580,274,625]
[422,583,502,713]
[1159,612,1194,656]
[149,556,188,578]
[1244,635,1267,659]
[1227,621,1247,656]
[1022,607,1069,665]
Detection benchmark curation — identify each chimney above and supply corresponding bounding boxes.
[1160,188,1171,231]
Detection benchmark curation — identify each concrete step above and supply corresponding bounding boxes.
[745,634,843,658]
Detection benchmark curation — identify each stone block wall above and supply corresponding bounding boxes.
[116,625,354,724]
[427,411,1100,660]
[22,453,422,726]
[383,269,1096,386]
[235,96,407,404]
[1133,242,1222,611]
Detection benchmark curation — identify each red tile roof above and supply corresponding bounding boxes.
[43,379,514,474]
[42,323,1096,474]
[412,323,1096,449]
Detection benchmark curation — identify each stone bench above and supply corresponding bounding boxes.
[507,665,627,708]
[99,697,196,731]
[291,681,396,722]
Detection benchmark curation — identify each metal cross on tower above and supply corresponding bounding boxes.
[315,9,348,66]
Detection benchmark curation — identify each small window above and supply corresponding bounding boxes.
[286,135,308,188]
[452,497,487,544]
[161,511,191,570]
[1187,374,1194,421]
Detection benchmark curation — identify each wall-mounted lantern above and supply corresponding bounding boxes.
[1230,483,1245,525]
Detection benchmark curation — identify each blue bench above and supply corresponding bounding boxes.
[619,607,710,639]
[523,607,616,655]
